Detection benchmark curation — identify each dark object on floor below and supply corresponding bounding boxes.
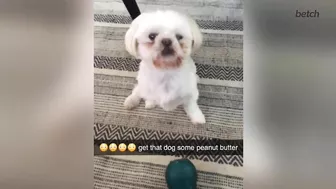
[165,159,197,189]
[122,0,141,20]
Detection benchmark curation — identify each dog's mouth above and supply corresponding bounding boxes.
[152,46,183,69]
[161,47,175,56]
[153,55,182,69]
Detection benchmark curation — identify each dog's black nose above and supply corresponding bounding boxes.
[161,38,172,46]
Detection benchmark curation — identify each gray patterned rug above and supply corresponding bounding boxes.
[94,0,243,188]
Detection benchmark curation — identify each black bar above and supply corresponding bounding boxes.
[122,0,141,20]
[94,139,243,156]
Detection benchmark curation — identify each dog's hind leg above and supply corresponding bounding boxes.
[183,94,205,125]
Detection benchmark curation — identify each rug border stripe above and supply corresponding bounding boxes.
[94,21,244,35]
[94,68,243,88]
[99,155,244,178]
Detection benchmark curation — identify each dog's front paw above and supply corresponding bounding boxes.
[161,103,178,111]
[145,100,156,109]
[162,107,175,111]
[124,95,140,110]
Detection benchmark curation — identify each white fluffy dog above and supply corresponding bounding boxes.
[123,10,205,124]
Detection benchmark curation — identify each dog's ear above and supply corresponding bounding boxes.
[125,14,146,57]
[187,16,202,51]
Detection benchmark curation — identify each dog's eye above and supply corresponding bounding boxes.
[176,34,183,40]
[148,33,158,41]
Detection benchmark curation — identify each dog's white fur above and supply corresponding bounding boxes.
[124,10,205,124]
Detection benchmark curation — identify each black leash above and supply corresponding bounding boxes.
[122,0,141,20]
